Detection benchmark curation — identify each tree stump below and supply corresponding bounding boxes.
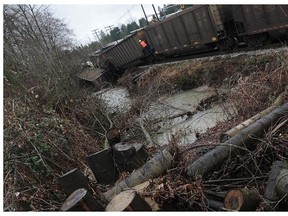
[113,142,149,172]
[106,189,151,211]
[87,148,119,185]
[58,168,89,196]
[61,188,103,211]
[106,127,121,147]
[224,188,261,211]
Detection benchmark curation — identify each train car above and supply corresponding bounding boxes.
[142,5,227,57]
[98,32,146,70]
[229,5,288,46]
[93,5,288,84]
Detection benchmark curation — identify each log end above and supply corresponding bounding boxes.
[106,189,151,211]
[224,188,261,211]
[106,127,121,146]
[224,189,243,211]
[61,188,87,211]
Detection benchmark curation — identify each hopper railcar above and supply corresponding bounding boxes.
[92,5,288,81]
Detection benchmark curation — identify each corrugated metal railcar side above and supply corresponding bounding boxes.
[231,5,288,35]
[144,5,223,56]
[102,33,145,69]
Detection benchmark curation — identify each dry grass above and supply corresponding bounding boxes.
[4,47,288,211]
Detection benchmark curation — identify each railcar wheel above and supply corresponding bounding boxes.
[244,33,267,47]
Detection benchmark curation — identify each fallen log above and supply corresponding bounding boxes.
[220,92,284,142]
[104,149,173,201]
[58,168,89,196]
[196,93,226,111]
[106,189,151,211]
[113,142,149,172]
[61,188,103,211]
[187,103,288,179]
[264,160,288,209]
[86,148,119,185]
[151,110,196,125]
[224,188,261,211]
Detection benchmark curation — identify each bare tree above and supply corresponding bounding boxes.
[4,4,79,104]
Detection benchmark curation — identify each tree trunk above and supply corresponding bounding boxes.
[187,103,288,179]
[220,92,284,142]
[104,149,173,201]
[61,188,103,211]
[86,148,119,185]
[224,188,261,211]
[58,168,89,196]
[106,189,151,211]
[113,142,149,172]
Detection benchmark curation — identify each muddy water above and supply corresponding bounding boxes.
[152,102,236,146]
[143,86,236,146]
[93,87,131,113]
[94,85,237,146]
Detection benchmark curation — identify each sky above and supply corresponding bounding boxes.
[4,0,284,46]
[50,4,163,46]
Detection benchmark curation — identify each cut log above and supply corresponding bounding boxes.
[58,168,89,196]
[113,142,149,172]
[86,148,119,185]
[106,127,121,147]
[264,160,288,209]
[220,92,284,142]
[187,103,288,179]
[61,188,103,211]
[224,188,261,211]
[104,149,173,201]
[106,189,151,211]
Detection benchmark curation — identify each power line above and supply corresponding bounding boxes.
[112,5,135,25]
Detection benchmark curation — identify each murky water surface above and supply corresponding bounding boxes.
[93,87,131,112]
[94,85,237,146]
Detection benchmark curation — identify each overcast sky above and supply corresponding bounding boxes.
[50,4,163,46]
[3,0,284,46]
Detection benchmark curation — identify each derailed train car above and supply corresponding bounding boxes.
[98,33,145,70]
[93,5,288,81]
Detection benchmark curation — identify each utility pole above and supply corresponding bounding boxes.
[105,25,114,33]
[141,4,149,26]
[105,25,118,44]
[152,4,160,21]
[92,29,104,48]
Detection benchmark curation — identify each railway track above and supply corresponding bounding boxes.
[141,42,286,68]
[146,42,287,67]
[132,43,287,83]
